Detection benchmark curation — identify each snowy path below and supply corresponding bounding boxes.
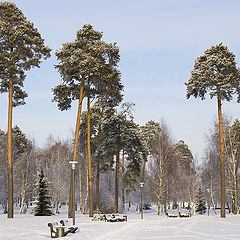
[1,210,240,239]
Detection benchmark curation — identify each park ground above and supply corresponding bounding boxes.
[0,205,240,240]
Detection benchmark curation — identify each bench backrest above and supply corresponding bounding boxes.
[60,219,69,226]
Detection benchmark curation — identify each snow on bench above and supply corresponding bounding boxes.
[48,221,69,238]
[105,213,127,222]
[92,213,127,222]
[179,212,191,218]
[60,219,78,233]
[166,212,178,218]
[166,212,191,218]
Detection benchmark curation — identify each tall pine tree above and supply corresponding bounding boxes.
[0,2,51,218]
[185,43,240,218]
[53,24,122,217]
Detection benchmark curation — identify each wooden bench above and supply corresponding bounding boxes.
[166,212,178,218]
[60,220,78,233]
[92,213,108,221]
[105,213,127,222]
[179,212,191,218]
[48,222,70,238]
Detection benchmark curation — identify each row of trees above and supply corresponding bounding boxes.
[1,117,239,217]
[0,2,239,219]
[201,118,240,215]
[0,120,195,217]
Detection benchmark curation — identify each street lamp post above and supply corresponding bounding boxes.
[206,188,210,216]
[69,161,78,225]
[140,182,144,219]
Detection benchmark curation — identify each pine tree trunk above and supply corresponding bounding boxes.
[234,150,239,214]
[217,95,226,218]
[122,151,125,210]
[114,150,120,213]
[96,160,100,212]
[68,81,84,218]
[83,169,89,214]
[87,80,93,217]
[8,76,13,218]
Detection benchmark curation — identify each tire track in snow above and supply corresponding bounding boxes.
[95,220,140,240]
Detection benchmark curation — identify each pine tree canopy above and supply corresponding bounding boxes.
[230,119,240,150]
[185,43,240,102]
[53,24,123,111]
[140,120,161,155]
[12,125,32,154]
[175,140,193,161]
[0,1,51,106]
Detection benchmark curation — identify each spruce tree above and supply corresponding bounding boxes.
[185,43,240,218]
[33,170,52,216]
[0,1,51,218]
[196,186,206,214]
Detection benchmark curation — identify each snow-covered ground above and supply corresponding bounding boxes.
[1,206,240,240]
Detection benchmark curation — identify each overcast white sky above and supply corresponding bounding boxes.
[0,0,239,158]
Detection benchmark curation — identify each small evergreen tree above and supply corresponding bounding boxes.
[196,186,206,214]
[33,170,52,216]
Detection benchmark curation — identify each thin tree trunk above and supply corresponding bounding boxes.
[68,80,84,218]
[8,76,13,218]
[19,154,30,214]
[87,80,93,217]
[114,150,120,213]
[96,160,100,212]
[210,175,217,215]
[19,169,25,214]
[83,170,89,214]
[157,199,160,215]
[55,175,60,214]
[227,161,234,214]
[68,178,73,218]
[141,161,146,182]
[217,95,225,218]
[122,151,125,210]
[234,150,239,214]
[79,169,83,213]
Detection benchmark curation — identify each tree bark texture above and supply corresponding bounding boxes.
[122,151,125,210]
[83,170,89,214]
[8,76,13,218]
[79,170,83,213]
[68,177,73,218]
[96,161,100,212]
[114,150,120,213]
[19,154,30,214]
[87,81,93,217]
[68,81,84,218]
[217,95,226,218]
